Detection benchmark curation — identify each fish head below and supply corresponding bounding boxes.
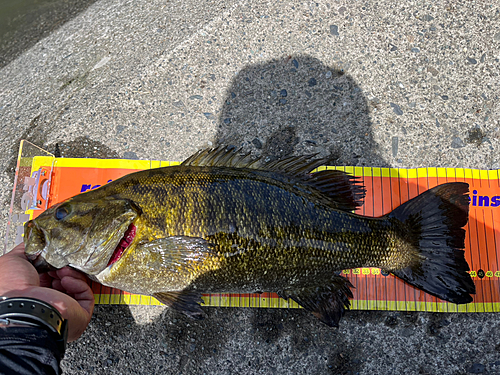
[24,197,140,275]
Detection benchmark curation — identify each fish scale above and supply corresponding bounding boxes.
[24,147,475,326]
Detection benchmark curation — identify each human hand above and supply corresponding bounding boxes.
[0,243,94,342]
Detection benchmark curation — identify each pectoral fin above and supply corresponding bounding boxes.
[141,235,214,259]
[143,236,214,319]
[154,291,206,320]
[138,235,215,273]
[278,275,354,327]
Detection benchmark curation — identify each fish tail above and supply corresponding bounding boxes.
[386,182,475,304]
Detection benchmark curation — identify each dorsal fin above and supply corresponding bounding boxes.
[308,170,365,211]
[182,146,365,211]
[182,146,326,177]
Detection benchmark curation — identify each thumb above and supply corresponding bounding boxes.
[7,242,28,259]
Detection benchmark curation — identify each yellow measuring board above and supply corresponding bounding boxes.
[8,145,500,313]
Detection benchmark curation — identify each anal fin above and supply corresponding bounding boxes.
[154,290,206,320]
[278,275,354,327]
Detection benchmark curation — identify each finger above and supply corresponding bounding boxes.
[51,279,65,292]
[39,273,53,288]
[73,289,95,316]
[56,267,88,282]
[76,296,95,317]
[7,242,28,259]
[60,276,91,295]
[60,276,95,315]
[12,242,25,252]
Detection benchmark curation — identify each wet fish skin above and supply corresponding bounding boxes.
[24,147,475,326]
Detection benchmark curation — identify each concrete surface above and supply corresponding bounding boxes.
[1,0,500,374]
[0,0,98,68]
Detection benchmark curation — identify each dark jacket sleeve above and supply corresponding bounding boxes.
[0,327,63,375]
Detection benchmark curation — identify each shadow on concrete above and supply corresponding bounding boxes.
[214,54,387,167]
[64,304,368,374]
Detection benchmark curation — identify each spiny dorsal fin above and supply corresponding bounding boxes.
[182,146,365,211]
[182,146,326,177]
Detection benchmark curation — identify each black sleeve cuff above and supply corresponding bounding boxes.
[0,327,63,375]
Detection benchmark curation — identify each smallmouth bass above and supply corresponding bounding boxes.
[24,147,475,326]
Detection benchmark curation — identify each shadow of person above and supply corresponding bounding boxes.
[214,54,387,167]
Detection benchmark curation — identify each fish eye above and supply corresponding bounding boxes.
[55,206,70,221]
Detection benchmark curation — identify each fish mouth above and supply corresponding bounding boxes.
[107,222,136,267]
[31,254,58,273]
[24,221,59,272]
[24,221,47,259]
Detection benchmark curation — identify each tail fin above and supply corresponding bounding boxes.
[387,182,475,304]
